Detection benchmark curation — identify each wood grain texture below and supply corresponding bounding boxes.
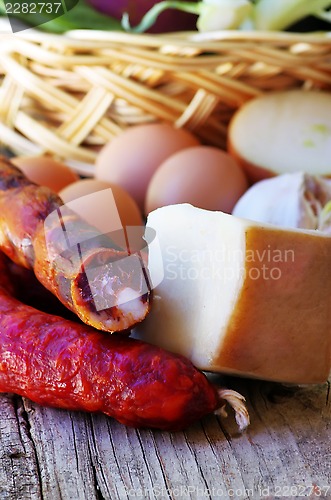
[0,376,330,500]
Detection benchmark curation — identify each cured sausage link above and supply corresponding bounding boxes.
[0,255,249,431]
[0,157,151,332]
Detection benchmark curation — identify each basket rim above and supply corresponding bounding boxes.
[2,27,331,47]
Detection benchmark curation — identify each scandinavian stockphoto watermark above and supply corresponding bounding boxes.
[3,0,79,32]
[43,187,295,311]
[115,482,331,498]
[164,244,295,282]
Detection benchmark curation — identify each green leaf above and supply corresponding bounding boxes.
[0,0,122,33]
[122,1,201,33]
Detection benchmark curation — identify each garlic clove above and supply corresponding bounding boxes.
[233,172,331,232]
[318,200,331,234]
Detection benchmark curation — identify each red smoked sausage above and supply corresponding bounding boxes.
[0,255,249,431]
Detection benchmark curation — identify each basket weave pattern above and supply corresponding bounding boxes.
[0,29,331,175]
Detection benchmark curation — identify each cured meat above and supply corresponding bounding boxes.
[0,253,249,431]
[0,157,150,332]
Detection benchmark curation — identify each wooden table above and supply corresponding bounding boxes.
[1,374,330,499]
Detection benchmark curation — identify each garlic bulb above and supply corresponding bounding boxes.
[232,172,331,232]
[319,201,331,234]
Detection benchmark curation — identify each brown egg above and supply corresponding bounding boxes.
[12,155,79,192]
[145,146,249,215]
[59,179,143,228]
[95,123,200,211]
[59,179,145,252]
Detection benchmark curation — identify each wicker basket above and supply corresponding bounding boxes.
[0,28,331,176]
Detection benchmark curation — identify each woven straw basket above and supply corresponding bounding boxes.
[0,28,331,176]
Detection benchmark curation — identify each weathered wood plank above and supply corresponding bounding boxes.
[224,378,331,498]
[0,376,330,500]
[22,401,100,500]
[0,394,41,500]
[87,417,172,499]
